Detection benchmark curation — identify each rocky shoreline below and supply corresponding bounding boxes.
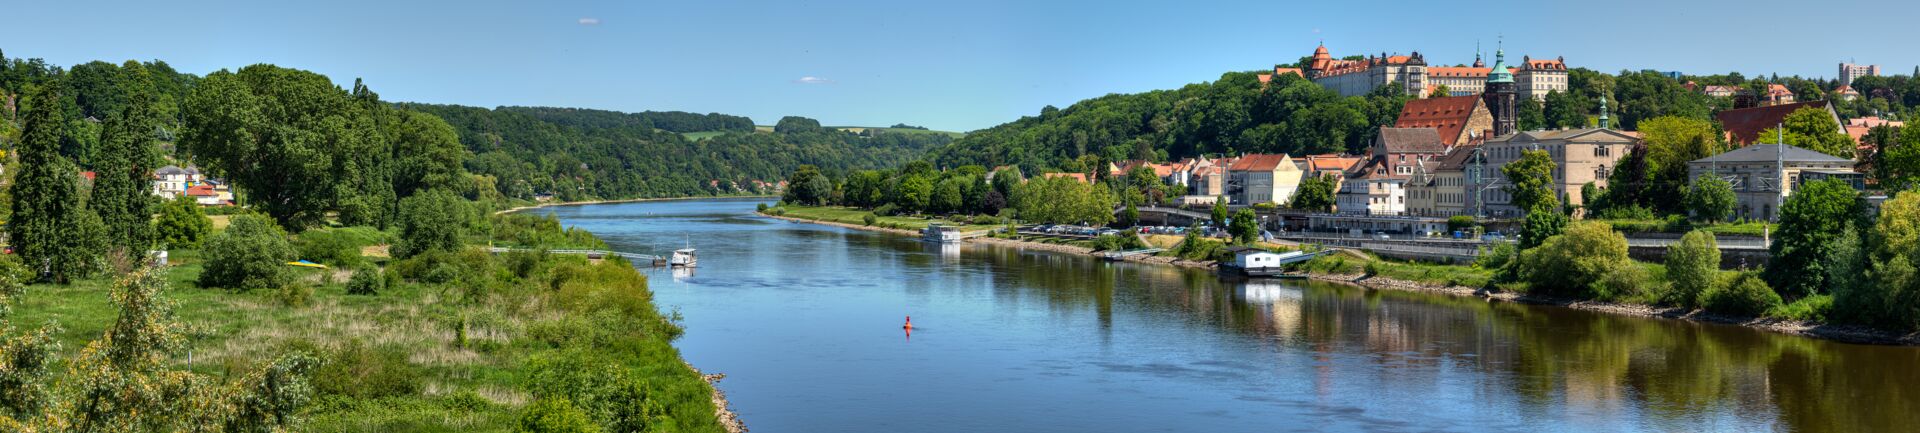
[767,210,1920,346]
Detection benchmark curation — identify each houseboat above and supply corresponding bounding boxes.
[1221,247,1309,277]
[923,223,965,243]
[670,248,698,268]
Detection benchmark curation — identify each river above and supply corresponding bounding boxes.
[525,198,1919,433]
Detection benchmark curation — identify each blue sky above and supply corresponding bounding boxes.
[4,0,1914,131]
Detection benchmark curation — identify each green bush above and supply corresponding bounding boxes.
[873,203,900,217]
[1704,273,1783,317]
[199,214,295,291]
[518,398,599,433]
[1517,221,1631,298]
[395,190,472,259]
[1770,294,1834,322]
[314,340,422,399]
[346,266,385,296]
[294,227,385,267]
[154,195,213,248]
[863,213,878,226]
[1446,215,1476,232]
[755,203,769,213]
[279,282,314,307]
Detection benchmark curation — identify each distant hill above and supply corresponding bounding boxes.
[401,104,953,200]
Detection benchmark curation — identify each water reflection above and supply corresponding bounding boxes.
[536,199,1920,433]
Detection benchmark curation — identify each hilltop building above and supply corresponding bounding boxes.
[1272,43,1567,100]
[1838,63,1880,87]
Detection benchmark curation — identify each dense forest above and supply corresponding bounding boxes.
[924,65,1920,174]
[404,104,952,201]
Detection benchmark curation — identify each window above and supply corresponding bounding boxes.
[1596,165,1609,180]
[1595,145,1610,157]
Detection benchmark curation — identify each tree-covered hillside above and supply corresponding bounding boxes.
[925,71,1409,173]
[402,104,953,201]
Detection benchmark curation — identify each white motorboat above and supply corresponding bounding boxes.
[670,248,698,268]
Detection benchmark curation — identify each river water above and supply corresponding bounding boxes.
[527,198,1919,433]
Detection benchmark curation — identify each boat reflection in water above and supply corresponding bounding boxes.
[1233,280,1304,304]
[671,265,695,282]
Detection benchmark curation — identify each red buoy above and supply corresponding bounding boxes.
[903,315,913,330]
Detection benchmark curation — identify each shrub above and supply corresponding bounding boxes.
[1704,273,1783,317]
[314,339,422,399]
[755,202,769,213]
[770,207,785,216]
[519,398,599,433]
[154,195,213,248]
[394,189,472,259]
[199,214,295,291]
[1517,221,1630,298]
[279,283,313,307]
[1597,205,1657,221]
[1446,215,1476,232]
[346,266,385,296]
[863,213,878,226]
[1593,263,1659,301]
[293,228,378,268]
[873,203,899,217]
[1664,230,1721,307]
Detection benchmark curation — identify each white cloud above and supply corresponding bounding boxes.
[578,18,601,25]
[792,76,834,85]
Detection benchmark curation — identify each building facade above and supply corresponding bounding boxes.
[1395,96,1493,147]
[1336,128,1447,215]
[1478,128,1641,217]
[1227,154,1304,205]
[1301,44,1429,97]
[1688,144,1861,221]
[1512,55,1569,101]
[1839,63,1880,87]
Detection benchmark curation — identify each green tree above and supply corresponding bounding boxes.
[153,195,213,248]
[1764,178,1864,299]
[1831,190,1920,330]
[1542,90,1587,129]
[394,189,472,259]
[772,116,824,134]
[1665,230,1721,307]
[1639,116,1726,213]
[180,65,387,229]
[1519,206,1569,250]
[1120,202,1140,228]
[931,177,965,214]
[1516,95,1546,131]
[1429,85,1452,98]
[1757,106,1855,159]
[91,65,164,255]
[7,83,103,283]
[1686,174,1736,223]
[199,214,295,291]
[895,175,933,214]
[781,165,832,205]
[1880,125,1920,190]
[1502,149,1558,213]
[1288,175,1337,212]
[386,109,467,200]
[1230,208,1261,244]
[1211,196,1230,228]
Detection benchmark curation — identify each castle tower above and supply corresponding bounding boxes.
[1483,49,1517,137]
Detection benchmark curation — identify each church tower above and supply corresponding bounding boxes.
[1483,48,1517,137]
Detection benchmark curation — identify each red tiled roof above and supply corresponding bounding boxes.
[1395,96,1484,145]
[1522,59,1566,71]
[1257,67,1304,84]
[1305,156,1362,173]
[80,171,96,181]
[185,185,217,197]
[1714,101,1837,145]
[1427,67,1490,78]
[1375,127,1447,154]
[1227,154,1290,172]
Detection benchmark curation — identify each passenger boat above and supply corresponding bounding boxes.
[670,248,698,267]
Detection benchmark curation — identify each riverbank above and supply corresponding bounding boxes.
[763,208,1920,346]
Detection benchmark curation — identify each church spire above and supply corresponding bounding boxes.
[1598,92,1610,129]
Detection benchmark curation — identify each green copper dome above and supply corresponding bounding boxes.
[1487,49,1514,83]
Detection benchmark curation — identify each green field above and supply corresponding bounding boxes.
[679,130,745,141]
[9,215,724,432]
